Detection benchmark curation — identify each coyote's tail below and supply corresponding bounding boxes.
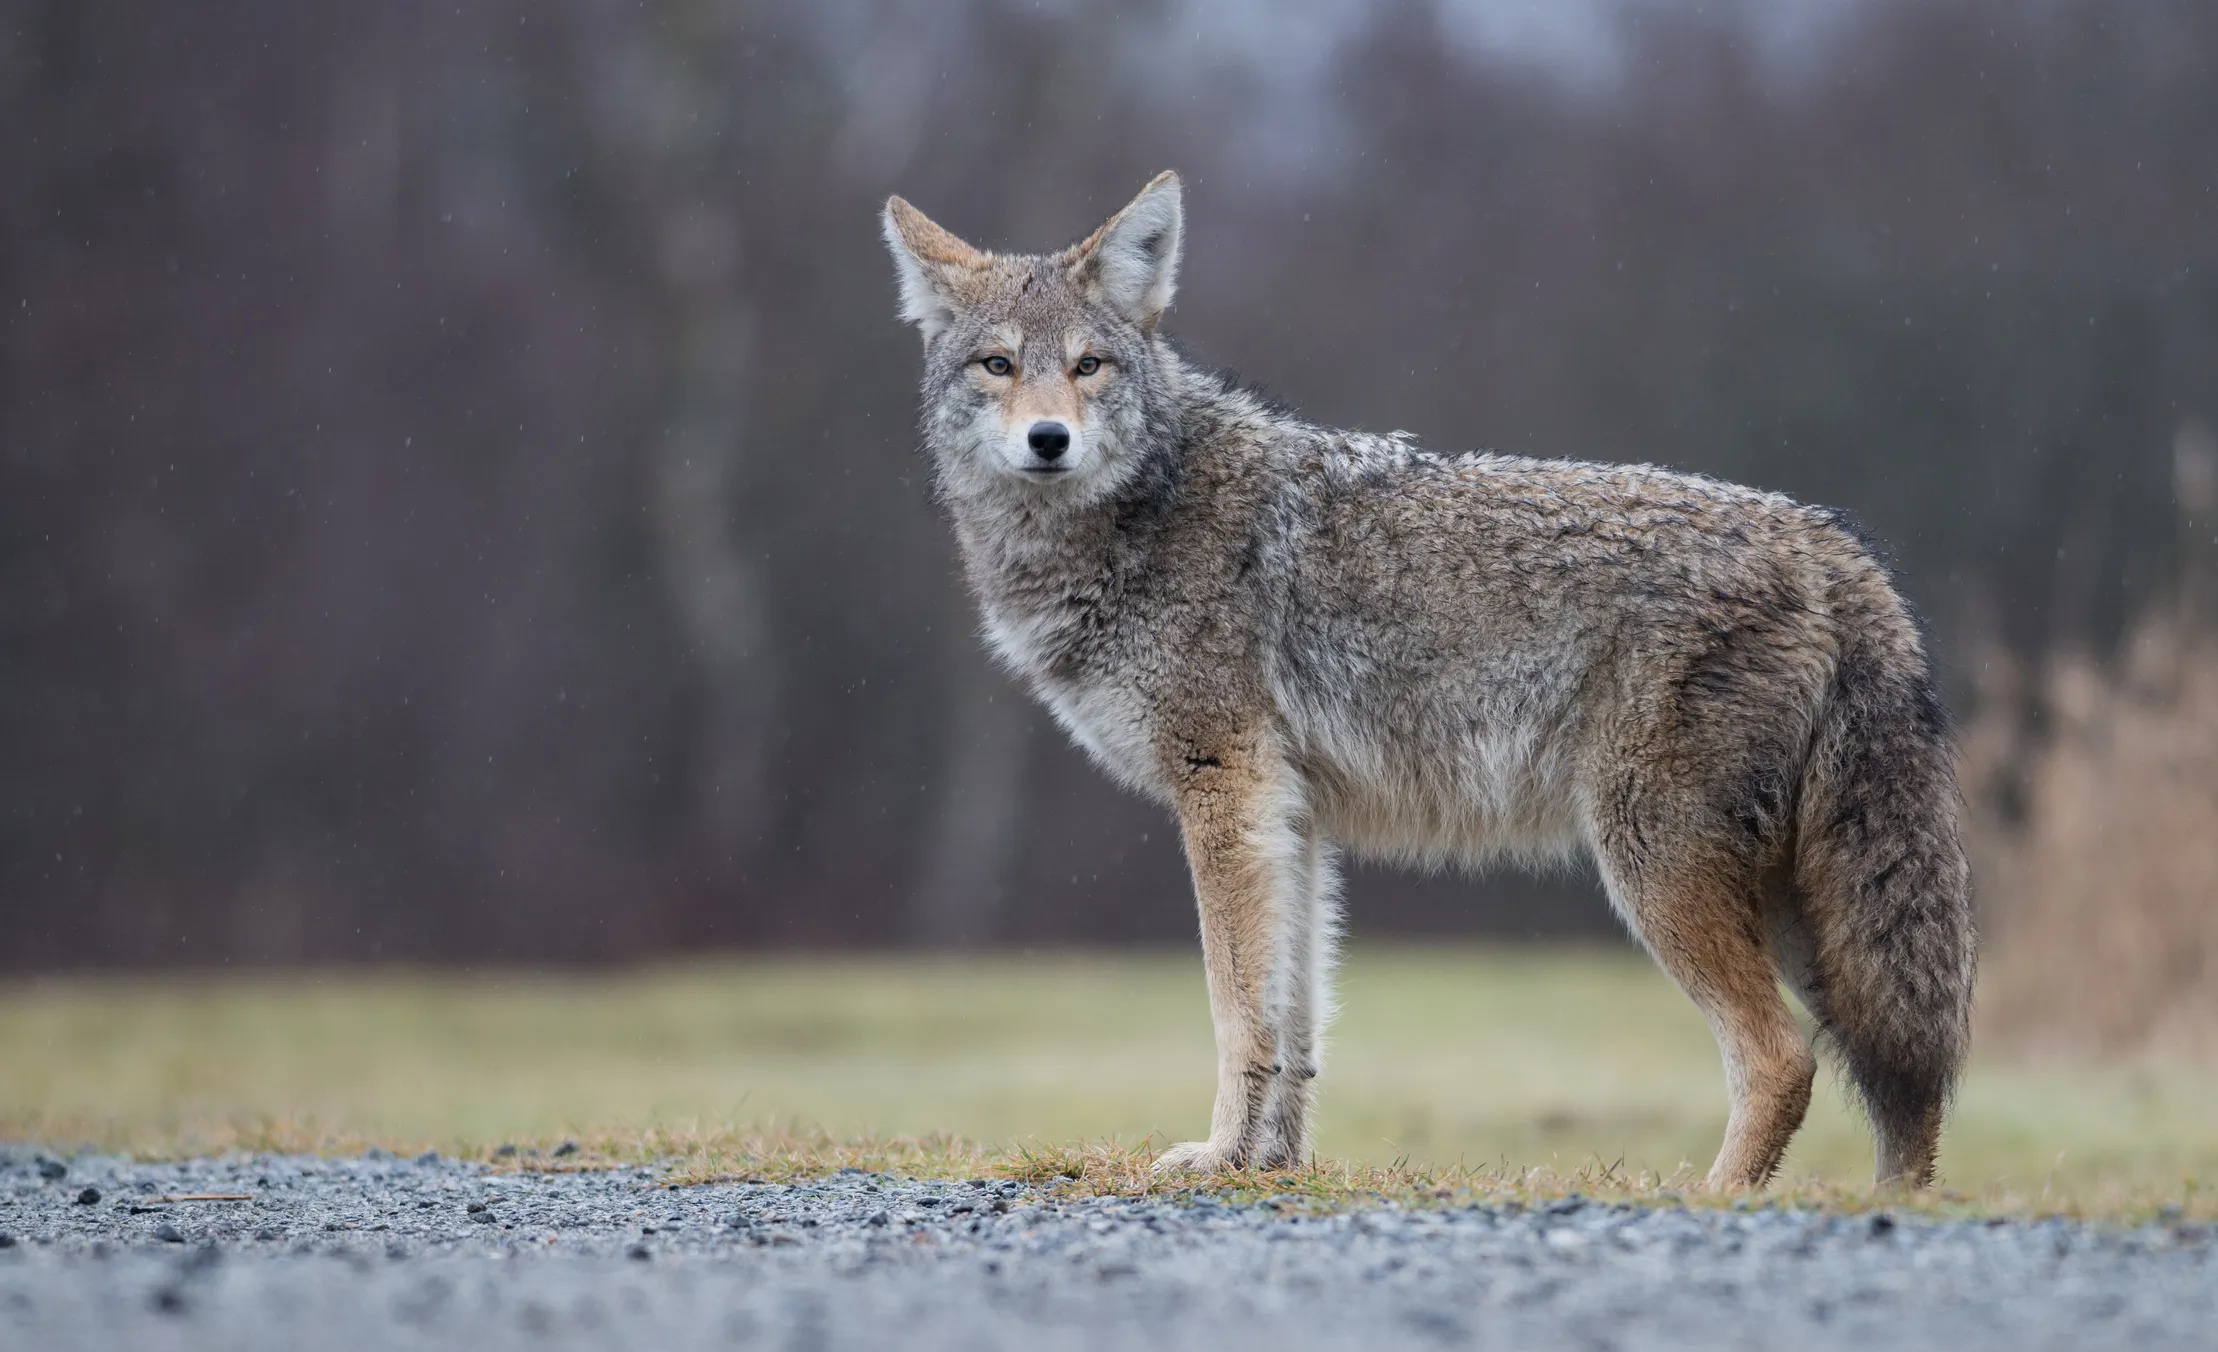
[1792,589,1977,1186]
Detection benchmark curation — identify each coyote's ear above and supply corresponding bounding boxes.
[1069,170,1183,330]
[882,196,984,344]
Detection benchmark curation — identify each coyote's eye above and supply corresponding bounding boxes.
[1074,355,1103,377]
[980,354,1014,377]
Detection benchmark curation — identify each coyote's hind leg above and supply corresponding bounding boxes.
[1594,831,1815,1191]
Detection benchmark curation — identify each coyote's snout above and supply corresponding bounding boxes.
[882,172,1976,1190]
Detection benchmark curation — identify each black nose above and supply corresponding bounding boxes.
[1027,421,1071,461]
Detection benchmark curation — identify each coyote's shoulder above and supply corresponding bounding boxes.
[884,170,1974,1192]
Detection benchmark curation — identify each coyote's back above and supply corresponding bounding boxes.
[882,170,1974,1188]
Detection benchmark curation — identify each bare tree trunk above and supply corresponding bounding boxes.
[654,304,777,860]
[552,1,782,888]
[907,647,1028,948]
[2177,417,2218,635]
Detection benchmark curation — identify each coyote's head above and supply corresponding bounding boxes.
[881,172,1183,506]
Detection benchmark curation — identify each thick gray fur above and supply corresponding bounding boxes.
[882,173,1976,1189]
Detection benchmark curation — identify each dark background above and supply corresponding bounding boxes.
[5,0,2214,967]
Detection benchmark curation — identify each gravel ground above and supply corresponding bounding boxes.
[1,1149,2211,1350]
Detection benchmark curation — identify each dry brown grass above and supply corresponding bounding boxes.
[1966,613,2218,1063]
[71,1115,2205,1223]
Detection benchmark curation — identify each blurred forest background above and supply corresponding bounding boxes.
[3,0,2214,1052]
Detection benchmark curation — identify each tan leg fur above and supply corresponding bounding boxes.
[1153,736,1308,1174]
[1612,860,1817,1190]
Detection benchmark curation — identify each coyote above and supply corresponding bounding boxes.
[880,172,1975,1189]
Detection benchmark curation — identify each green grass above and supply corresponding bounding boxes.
[4,946,2214,1219]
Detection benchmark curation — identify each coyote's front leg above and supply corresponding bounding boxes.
[1153,737,1307,1175]
[1257,836,1338,1166]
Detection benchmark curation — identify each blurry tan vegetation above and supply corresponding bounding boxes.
[5,949,2215,1220]
[1967,426,2218,1062]
[1967,620,2218,1062]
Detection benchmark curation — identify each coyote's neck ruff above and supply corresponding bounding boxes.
[884,172,1975,1191]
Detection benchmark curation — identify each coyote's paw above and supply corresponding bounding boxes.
[1151,1141,1239,1175]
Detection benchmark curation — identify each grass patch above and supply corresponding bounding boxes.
[4,946,2214,1221]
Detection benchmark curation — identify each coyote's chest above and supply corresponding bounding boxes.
[979,591,1167,797]
[1036,669,1163,795]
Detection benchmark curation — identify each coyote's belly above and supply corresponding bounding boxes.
[1270,639,1593,869]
